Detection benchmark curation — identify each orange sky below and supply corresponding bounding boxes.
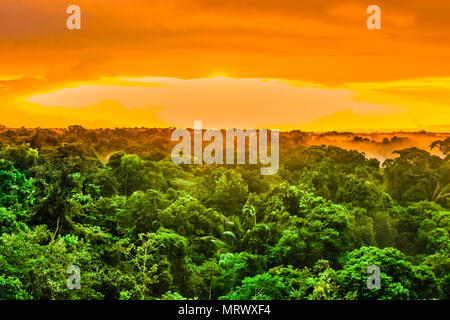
[1,0,450,131]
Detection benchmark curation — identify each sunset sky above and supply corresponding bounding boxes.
[1,0,450,131]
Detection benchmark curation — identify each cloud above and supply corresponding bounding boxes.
[285,109,414,132]
[21,76,408,129]
[1,98,168,129]
[1,1,450,83]
[1,1,450,130]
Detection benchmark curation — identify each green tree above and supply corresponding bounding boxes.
[339,246,439,300]
[220,273,291,300]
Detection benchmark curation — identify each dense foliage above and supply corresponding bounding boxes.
[0,127,448,300]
